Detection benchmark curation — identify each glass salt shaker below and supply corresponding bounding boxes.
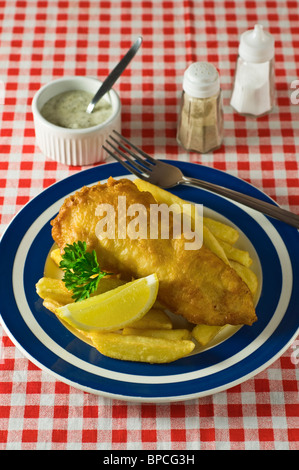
[230,24,275,117]
[177,62,223,154]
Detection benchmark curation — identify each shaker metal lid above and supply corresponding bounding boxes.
[238,24,275,63]
[183,62,220,98]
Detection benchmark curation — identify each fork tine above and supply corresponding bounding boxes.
[109,134,153,170]
[112,130,157,163]
[102,144,149,180]
[105,138,150,175]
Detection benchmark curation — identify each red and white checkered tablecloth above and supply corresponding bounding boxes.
[0,0,298,451]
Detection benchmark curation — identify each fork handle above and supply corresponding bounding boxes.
[181,176,299,229]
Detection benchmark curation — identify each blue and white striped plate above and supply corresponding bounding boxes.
[0,161,298,402]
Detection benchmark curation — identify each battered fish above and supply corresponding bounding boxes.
[51,178,257,326]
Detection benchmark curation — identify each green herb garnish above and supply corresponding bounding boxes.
[59,241,111,302]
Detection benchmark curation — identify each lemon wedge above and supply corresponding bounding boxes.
[56,274,159,331]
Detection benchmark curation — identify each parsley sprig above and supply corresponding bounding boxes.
[59,241,111,302]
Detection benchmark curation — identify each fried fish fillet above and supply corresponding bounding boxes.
[51,177,257,326]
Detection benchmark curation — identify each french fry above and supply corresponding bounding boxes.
[91,277,126,294]
[217,239,253,267]
[36,277,74,305]
[153,299,167,310]
[203,217,239,244]
[129,308,173,329]
[89,331,195,363]
[134,178,180,207]
[229,261,258,296]
[122,327,191,340]
[42,297,65,314]
[133,178,230,265]
[192,324,224,347]
[36,276,126,305]
[50,247,63,266]
[202,225,229,265]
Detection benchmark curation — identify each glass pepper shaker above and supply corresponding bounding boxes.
[177,62,223,154]
[230,24,275,116]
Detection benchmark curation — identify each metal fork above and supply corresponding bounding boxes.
[103,130,299,229]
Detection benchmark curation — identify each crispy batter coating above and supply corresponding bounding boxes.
[51,177,257,326]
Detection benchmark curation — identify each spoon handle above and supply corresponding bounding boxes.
[86,36,143,113]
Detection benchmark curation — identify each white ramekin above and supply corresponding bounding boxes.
[32,76,121,166]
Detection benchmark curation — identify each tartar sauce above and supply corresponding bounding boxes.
[40,90,113,129]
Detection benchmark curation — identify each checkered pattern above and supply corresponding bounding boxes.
[0,0,298,450]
